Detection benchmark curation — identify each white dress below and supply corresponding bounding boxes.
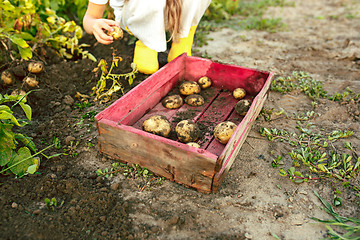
[89,0,211,52]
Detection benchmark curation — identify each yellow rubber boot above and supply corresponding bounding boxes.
[133,40,159,75]
[168,25,197,62]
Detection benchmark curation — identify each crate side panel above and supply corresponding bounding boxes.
[97,120,217,193]
[95,54,186,123]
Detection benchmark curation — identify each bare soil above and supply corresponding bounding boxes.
[1,0,360,239]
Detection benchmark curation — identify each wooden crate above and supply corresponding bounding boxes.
[95,54,274,193]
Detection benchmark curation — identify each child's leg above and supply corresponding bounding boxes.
[167,0,211,62]
[133,40,159,75]
[121,0,167,74]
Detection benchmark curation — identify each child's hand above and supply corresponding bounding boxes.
[92,19,120,45]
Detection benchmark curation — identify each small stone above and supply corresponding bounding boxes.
[63,95,75,105]
[101,231,108,237]
[11,202,18,208]
[167,216,179,225]
[245,232,252,239]
[65,136,76,145]
[33,209,41,215]
[49,173,57,179]
[99,216,106,222]
[110,182,119,191]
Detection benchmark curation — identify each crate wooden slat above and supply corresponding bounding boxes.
[96,54,274,193]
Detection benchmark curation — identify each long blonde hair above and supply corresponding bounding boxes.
[165,0,183,42]
[124,0,183,42]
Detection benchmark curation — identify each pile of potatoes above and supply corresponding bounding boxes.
[142,76,253,146]
[143,76,211,143]
[1,61,44,90]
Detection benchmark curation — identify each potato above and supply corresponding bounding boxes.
[108,26,123,40]
[186,142,201,148]
[162,94,183,109]
[1,70,14,86]
[11,89,26,97]
[28,61,44,74]
[179,81,201,96]
[197,76,212,89]
[214,121,237,144]
[175,120,200,143]
[233,88,246,100]
[142,115,171,138]
[184,94,204,107]
[24,76,39,88]
[235,99,252,116]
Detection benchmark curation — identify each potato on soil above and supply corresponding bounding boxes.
[162,94,183,109]
[142,115,171,138]
[108,26,123,40]
[176,120,200,143]
[28,61,44,74]
[179,81,201,96]
[11,89,27,97]
[24,76,39,88]
[184,94,204,107]
[214,121,237,144]
[186,142,201,148]
[235,99,252,116]
[1,70,14,86]
[233,88,246,100]
[197,76,212,89]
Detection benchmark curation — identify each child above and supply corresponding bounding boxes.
[83,0,211,74]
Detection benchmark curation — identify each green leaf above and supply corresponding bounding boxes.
[51,198,57,206]
[279,168,287,177]
[7,147,37,177]
[15,32,34,41]
[317,164,328,173]
[0,110,20,126]
[0,124,15,166]
[18,46,33,60]
[27,163,37,174]
[8,35,29,48]
[293,178,304,184]
[15,133,36,152]
[19,103,32,121]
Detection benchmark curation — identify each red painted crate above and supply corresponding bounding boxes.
[95,54,274,193]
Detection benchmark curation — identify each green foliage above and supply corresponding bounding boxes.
[271,71,360,103]
[64,140,79,158]
[0,92,40,177]
[34,0,88,25]
[240,17,286,32]
[44,197,64,211]
[311,191,360,240]
[96,162,165,192]
[271,71,328,101]
[92,56,138,103]
[260,122,359,194]
[0,0,95,61]
[202,0,291,30]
